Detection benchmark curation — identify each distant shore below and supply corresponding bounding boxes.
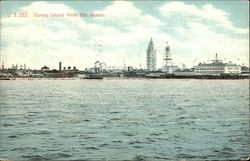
[0,75,249,80]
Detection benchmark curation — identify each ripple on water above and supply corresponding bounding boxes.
[213,147,236,155]
[176,120,196,125]
[112,140,123,143]
[79,135,96,139]
[46,153,73,159]
[2,123,14,127]
[145,137,156,143]
[109,117,122,121]
[8,135,18,138]
[153,156,171,160]
[12,147,38,151]
[109,111,121,114]
[21,155,50,161]
[99,143,109,147]
[129,141,145,145]
[150,132,161,136]
[133,155,147,161]
[121,132,136,136]
[177,153,196,159]
[85,147,99,150]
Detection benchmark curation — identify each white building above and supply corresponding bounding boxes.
[224,64,241,74]
[194,53,241,75]
[146,38,156,71]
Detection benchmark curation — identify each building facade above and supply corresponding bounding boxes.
[146,38,156,71]
[224,64,241,74]
[173,69,195,76]
[194,53,241,75]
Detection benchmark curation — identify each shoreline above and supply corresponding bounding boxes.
[0,75,249,80]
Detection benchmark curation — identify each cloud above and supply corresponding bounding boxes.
[94,1,163,30]
[0,2,116,68]
[158,2,249,67]
[1,1,168,69]
[159,2,249,34]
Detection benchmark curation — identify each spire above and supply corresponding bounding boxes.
[1,61,4,70]
[215,53,218,61]
[148,38,154,48]
[146,37,156,71]
[212,53,222,63]
[165,41,170,52]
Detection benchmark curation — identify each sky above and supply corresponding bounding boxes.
[0,0,249,70]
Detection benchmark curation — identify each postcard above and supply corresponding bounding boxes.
[0,0,249,160]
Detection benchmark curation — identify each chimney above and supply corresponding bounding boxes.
[2,61,4,70]
[59,62,62,71]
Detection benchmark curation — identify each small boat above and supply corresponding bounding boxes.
[83,74,103,79]
[0,78,11,80]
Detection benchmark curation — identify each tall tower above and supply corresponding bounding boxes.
[59,62,62,71]
[162,42,173,73]
[146,38,156,71]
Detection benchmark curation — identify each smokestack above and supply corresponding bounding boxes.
[2,61,4,70]
[59,62,62,71]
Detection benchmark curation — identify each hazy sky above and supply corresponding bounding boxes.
[1,0,249,69]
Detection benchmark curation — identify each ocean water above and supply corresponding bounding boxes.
[0,79,249,160]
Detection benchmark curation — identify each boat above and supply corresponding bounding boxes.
[0,78,11,80]
[82,74,103,79]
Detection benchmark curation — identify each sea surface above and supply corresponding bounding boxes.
[0,79,249,160]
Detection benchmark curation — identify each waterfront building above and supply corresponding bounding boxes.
[41,66,50,71]
[146,38,156,71]
[241,66,249,76]
[194,53,241,75]
[224,64,242,74]
[44,70,75,78]
[173,68,195,76]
